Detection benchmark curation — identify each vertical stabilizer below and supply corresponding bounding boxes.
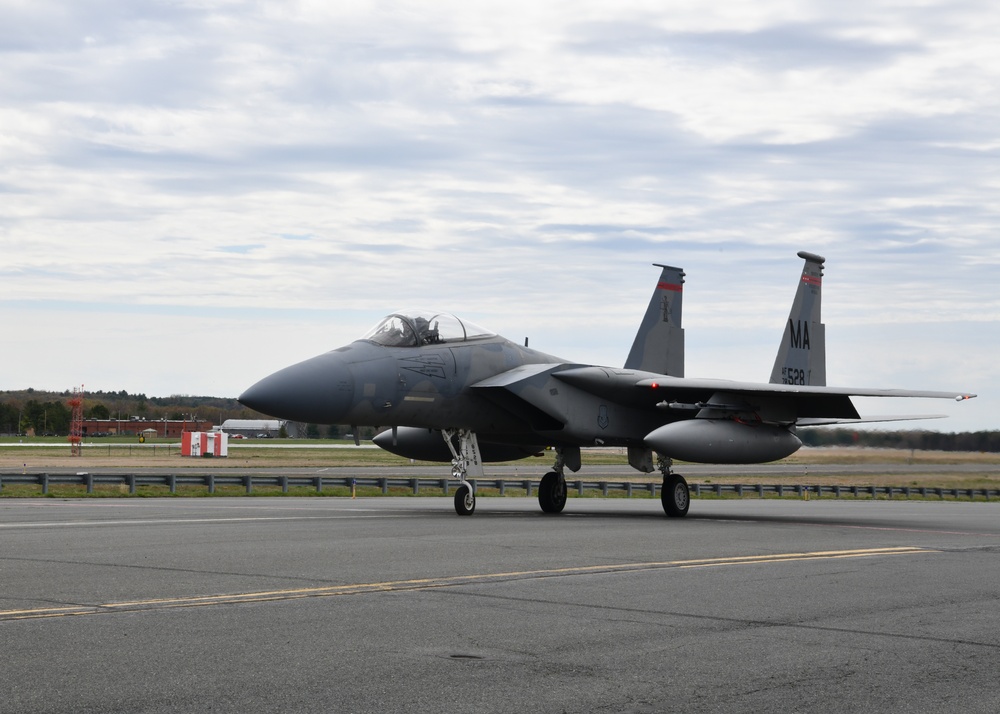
[625,264,685,376]
[770,251,826,386]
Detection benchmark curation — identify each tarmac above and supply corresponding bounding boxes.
[2,496,999,713]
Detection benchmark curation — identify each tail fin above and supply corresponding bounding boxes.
[770,251,826,386]
[625,264,685,376]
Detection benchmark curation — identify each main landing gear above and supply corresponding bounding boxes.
[443,432,688,518]
[658,455,689,518]
[538,449,569,514]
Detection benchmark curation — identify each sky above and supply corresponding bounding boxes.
[2,0,997,433]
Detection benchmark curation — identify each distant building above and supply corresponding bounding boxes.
[218,419,288,438]
[81,418,214,438]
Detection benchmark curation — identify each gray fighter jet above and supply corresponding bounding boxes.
[239,252,976,517]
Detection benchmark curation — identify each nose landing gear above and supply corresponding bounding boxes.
[443,429,484,516]
[454,482,476,516]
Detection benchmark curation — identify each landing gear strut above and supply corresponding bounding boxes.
[443,429,484,516]
[658,455,689,518]
[538,449,569,514]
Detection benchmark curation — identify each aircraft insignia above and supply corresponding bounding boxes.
[399,354,448,379]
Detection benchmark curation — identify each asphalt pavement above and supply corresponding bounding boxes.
[1,496,999,713]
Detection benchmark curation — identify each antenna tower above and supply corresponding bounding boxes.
[68,385,84,456]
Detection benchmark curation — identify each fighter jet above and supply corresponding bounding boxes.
[239,252,976,517]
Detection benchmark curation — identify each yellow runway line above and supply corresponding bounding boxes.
[0,546,933,622]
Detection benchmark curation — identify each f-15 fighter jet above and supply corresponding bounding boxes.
[239,252,975,517]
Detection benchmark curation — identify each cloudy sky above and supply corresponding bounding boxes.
[2,0,996,432]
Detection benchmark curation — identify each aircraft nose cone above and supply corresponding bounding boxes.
[239,351,355,424]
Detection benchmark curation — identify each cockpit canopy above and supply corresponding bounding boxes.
[361,310,495,347]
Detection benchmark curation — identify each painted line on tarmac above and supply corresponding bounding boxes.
[0,547,932,622]
[0,513,423,529]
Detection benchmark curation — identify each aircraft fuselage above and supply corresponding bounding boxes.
[239,334,676,451]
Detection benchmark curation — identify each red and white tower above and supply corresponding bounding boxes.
[68,385,84,456]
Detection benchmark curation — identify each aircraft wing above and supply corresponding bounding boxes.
[550,367,975,423]
[794,414,949,427]
[470,364,974,428]
[633,375,976,402]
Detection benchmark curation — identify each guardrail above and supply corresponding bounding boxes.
[0,473,997,501]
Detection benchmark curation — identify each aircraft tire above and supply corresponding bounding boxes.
[538,471,567,514]
[661,473,690,518]
[454,483,476,516]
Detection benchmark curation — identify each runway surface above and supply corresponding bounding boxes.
[2,496,999,713]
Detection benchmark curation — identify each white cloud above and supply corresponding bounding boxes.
[0,0,997,432]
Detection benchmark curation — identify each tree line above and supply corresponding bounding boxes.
[0,389,265,436]
[799,428,998,452]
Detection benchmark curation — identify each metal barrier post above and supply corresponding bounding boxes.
[42,473,49,495]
